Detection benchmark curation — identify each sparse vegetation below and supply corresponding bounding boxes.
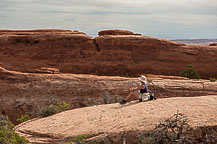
[147,79,153,83]
[101,92,111,104]
[137,112,217,144]
[209,77,216,82]
[73,134,88,144]
[179,65,200,79]
[39,102,70,117]
[17,114,32,124]
[0,114,29,144]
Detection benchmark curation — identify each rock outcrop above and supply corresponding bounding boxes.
[209,43,217,46]
[98,30,135,36]
[1,66,217,124]
[28,67,60,74]
[15,96,217,143]
[0,29,217,78]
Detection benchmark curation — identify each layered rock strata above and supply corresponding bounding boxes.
[0,29,217,78]
[1,66,217,124]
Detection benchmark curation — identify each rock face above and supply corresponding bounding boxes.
[0,29,96,74]
[15,96,217,144]
[209,43,217,46]
[0,29,217,78]
[1,66,217,124]
[28,67,60,74]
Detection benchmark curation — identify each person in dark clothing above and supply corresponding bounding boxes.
[120,75,150,104]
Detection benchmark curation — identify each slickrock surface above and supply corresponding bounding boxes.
[15,96,217,144]
[1,66,217,125]
[0,29,217,78]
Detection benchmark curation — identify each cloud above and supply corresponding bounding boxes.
[0,0,217,39]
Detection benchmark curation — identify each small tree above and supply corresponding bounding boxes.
[179,65,200,79]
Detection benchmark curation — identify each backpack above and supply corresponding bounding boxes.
[149,93,157,101]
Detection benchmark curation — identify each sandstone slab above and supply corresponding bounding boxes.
[15,96,217,143]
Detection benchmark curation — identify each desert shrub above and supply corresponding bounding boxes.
[40,102,70,117]
[17,114,32,123]
[138,112,192,144]
[73,134,87,144]
[192,126,217,143]
[179,65,200,79]
[101,92,111,104]
[0,114,29,144]
[87,137,111,144]
[209,77,216,82]
[55,102,70,113]
[137,112,217,144]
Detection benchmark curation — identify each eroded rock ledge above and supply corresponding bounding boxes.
[1,66,217,124]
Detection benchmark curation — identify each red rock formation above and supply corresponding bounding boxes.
[98,29,135,36]
[1,66,217,124]
[0,29,217,78]
[28,67,60,74]
[209,43,217,46]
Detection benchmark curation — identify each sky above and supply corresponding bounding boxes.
[0,0,217,39]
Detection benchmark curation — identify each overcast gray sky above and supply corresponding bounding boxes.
[0,0,217,39]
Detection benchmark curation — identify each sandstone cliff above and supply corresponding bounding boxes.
[15,96,217,143]
[0,29,217,78]
[1,66,217,124]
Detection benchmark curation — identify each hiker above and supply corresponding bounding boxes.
[119,75,150,104]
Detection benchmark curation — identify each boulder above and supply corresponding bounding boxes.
[15,96,217,143]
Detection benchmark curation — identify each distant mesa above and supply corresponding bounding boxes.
[0,29,87,35]
[98,30,137,36]
[209,43,217,46]
[0,29,72,33]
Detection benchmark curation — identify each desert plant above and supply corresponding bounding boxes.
[56,102,70,113]
[137,112,217,144]
[209,77,216,82]
[74,134,87,144]
[179,65,200,79]
[101,92,111,104]
[0,114,29,144]
[192,126,217,143]
[40,102,70,117]
[17,114,32,123]
[137,112,192,144]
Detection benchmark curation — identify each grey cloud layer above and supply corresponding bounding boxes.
[0,0,216,38]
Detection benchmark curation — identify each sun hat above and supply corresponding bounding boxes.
[138,75,147,83]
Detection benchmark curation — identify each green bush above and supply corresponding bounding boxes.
[17,114,32,124]
[40,102,70,117]
[73,134,87,144]
[0,114,29,144]
[209,77,216,82]
[179,65,200,79]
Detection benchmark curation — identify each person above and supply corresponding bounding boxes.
[119,75,150,104]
